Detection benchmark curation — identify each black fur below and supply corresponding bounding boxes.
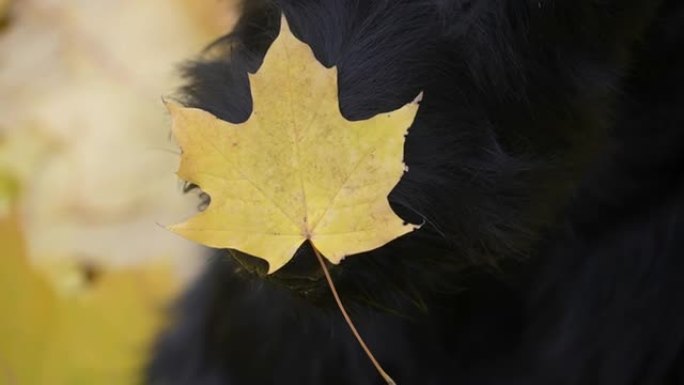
[147,0,684,384]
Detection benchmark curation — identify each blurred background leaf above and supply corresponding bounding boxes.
[0,0,239,383]
[1,206,177,385]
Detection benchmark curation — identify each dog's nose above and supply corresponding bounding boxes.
[276,241,323,278]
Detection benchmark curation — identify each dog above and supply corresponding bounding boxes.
[147,1,684,384]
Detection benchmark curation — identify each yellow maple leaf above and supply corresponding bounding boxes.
[168,17,420,273]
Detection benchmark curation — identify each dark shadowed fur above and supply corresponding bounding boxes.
[147,0,684,384]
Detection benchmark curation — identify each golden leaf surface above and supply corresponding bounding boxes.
[168,17,420,273]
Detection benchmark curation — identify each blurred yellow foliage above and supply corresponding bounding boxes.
[0,0,10,20]
[0,0,240,383]
[0,0,238,272]
[0,205,179,385]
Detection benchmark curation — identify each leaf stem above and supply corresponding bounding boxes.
[312,247,397,385]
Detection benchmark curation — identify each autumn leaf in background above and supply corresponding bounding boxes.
[0,205,177,385]
[168,18,420,274]
[0,0,238,383]
[0,0,238,271]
